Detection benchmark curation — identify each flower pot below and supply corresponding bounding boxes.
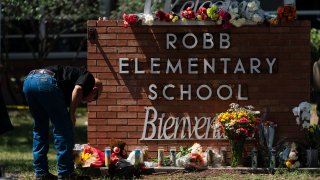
[230,139,245,167]
[306,149,319,167]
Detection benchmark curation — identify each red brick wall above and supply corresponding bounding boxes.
[87,20,310,158]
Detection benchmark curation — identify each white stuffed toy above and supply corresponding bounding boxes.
[285,143,300,169]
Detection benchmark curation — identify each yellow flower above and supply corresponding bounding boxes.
[172,16,179,22]
[309,128,314,133]
[81,152,92,161]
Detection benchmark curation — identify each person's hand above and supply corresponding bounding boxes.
[71,114,76,127]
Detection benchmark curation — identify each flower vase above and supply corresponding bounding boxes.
[231,139,245,167]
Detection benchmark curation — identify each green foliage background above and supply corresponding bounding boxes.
[2,0,99,24]
[311,28,320,62]
[1,0,100,62]
[110,0,164,19]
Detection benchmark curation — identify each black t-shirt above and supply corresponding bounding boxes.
[46,65,95,104]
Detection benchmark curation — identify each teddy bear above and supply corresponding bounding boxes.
[285,143,300,169]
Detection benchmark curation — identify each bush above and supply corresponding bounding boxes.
[311,28,320,62]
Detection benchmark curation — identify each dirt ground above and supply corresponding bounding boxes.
[141,169,320,180]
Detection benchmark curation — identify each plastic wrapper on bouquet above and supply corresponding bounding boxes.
[175,143,223,169]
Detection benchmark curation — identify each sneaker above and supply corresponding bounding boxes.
[58,172,91,180]
[35,173,58,180]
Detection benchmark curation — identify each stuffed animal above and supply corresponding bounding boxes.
[285,143,300,169]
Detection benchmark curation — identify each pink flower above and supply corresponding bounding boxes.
[237,117,249,124]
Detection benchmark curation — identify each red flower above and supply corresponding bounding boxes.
[164,13,172,22]
[181,7,195,19]
[277,5,296,22]
[156,10,166,21]
[190,153,204,165]
[156,11,177,22]
[239,128,249,135]
[197,7,208,20]
[123,13,141,28]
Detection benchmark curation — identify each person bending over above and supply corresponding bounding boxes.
[23,65,102,180]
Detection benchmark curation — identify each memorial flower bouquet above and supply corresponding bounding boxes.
[123,13,142,28]
[292,102,320,149]
[121,0,271,28]
[189,143,204,167]
[206,5,219,21]
[155,10,179,22]
[175,143,204,169]
[80,144,105,168]
[217,103,260,166]
[277,5,296,22]
[181,7,196,22]
[196,7,209,21]
[305,124,320,149]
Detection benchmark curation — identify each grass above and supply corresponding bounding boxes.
[0,108,88,179]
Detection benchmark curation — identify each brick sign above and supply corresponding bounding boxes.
[87,20,310,155]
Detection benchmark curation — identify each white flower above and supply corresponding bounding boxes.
[302,121,310,129]
[230,18,246,27]
[144,14,154,26]
[247,1,259,12]
[216,19,222,25]
[230,7,239,15]
[230,12,239,20]
[252,14,263,23]
[298,101,311,112]
[213,122,220,129]
[292,107,300,116]
[253,111,260,115]
[295,117,300,125]
[301,111,311,121]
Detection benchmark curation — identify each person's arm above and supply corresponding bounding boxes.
[70,85,83,126]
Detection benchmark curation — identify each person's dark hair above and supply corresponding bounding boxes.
[81,72,95,98]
